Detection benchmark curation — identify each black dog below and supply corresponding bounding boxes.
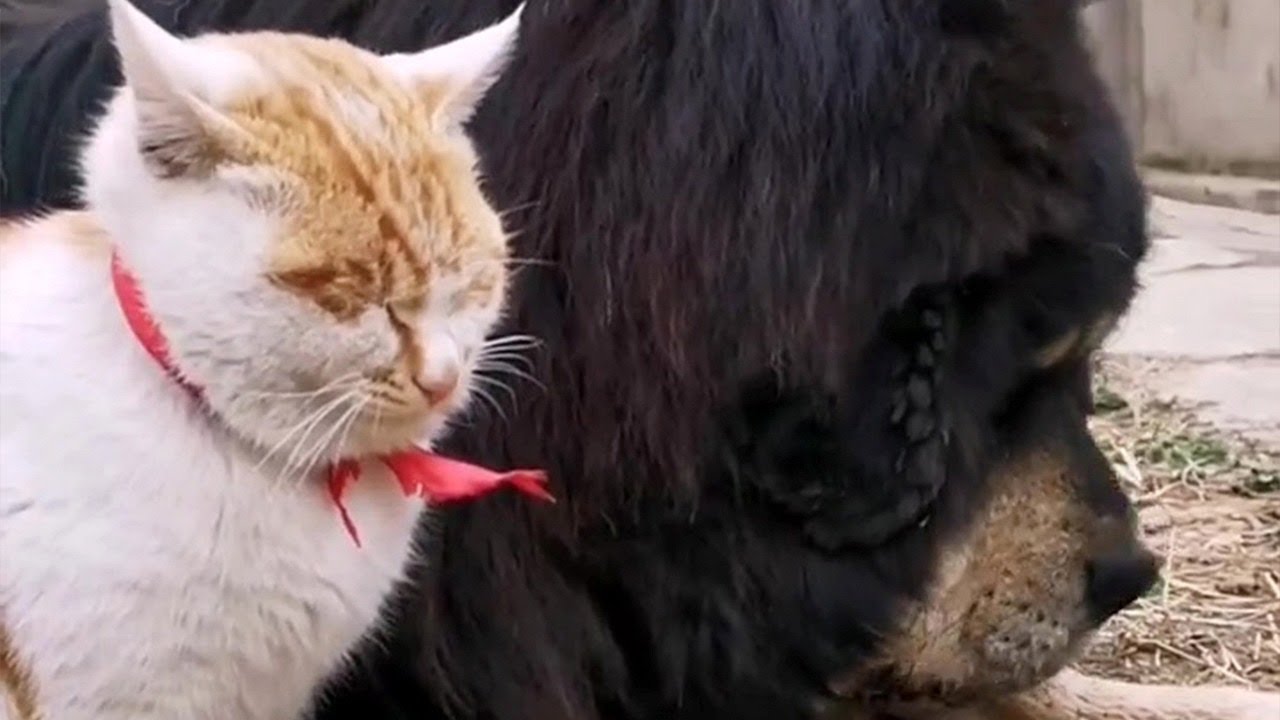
[1,2,1154,718]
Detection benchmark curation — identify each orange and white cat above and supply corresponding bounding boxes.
[0,1,527,718]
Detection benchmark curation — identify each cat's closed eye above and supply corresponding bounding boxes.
[387,296,426,318]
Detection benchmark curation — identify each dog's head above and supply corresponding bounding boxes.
[828,353,1159,715]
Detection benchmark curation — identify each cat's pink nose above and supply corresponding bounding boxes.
[413,339,462,405]
[412,363,459,404]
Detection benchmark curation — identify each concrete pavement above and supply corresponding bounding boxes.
[1142,168,1280,215]
[1105,196,1280,444]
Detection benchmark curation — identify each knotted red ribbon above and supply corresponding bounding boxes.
[111,250,553,547]
[328,455,553,547]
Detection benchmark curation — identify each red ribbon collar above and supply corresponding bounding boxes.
[110,251,553,547]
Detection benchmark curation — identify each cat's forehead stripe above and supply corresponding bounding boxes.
[202,33,501,321]
[221,33,419,150]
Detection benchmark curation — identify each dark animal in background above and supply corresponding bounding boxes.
[1,1,1155,718]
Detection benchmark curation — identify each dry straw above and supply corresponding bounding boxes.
[1076,357,1280,690]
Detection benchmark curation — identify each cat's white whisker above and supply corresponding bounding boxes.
[474,351,536,371]
[478,337,542,356]
[482,333,542,347]
[472,371,519,403]
[476,361,545,391]
[238,373,365,400]
[473,255,551,270]
[476,356,535,371]
[328,396,370,466]
[496,199,541,219]
[368,397,386,436]
[280,388,365,481]
[465,380,509,423]
[295,394,367,483]
[253,382,367,475]
[475,345,536,359]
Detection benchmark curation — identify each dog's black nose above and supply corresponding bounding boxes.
[1086,545,1160,624]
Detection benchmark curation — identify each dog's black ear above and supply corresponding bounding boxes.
[803,295,956,550]
[728,293,956,551]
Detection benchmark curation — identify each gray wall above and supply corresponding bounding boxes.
[1084,0,1280,176]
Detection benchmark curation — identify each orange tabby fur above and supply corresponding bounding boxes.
[0,3,525,718]
[99,23,515,427]
[1,613,41,720]
[172,32,508,387]
[215,35,506,321]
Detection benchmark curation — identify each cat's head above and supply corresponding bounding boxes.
[83,0,527,467]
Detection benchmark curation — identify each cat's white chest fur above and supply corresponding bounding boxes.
[0,233,423,719]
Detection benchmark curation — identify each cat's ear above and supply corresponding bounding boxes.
[382,3,524,126]
[106,0,250,177]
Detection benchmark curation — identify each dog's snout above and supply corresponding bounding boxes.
[1085,544,1159,624]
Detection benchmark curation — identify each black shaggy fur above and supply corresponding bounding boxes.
[1,1,1148,718]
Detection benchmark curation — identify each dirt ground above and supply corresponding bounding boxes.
[1074,356,1280,691]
